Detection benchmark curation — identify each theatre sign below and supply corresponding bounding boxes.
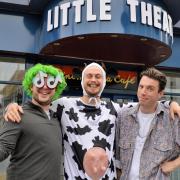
[39,0,173,65]
[47,0,173,40]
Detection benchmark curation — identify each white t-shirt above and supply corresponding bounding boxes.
[128,110,155,180]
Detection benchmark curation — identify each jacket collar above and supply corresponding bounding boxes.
[128,101,168,118]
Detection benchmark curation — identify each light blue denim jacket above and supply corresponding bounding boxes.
[116,102,180,180]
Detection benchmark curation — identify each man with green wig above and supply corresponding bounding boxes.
[0,63,66,180]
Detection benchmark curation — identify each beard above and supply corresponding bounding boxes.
[36,99,52,106]
[32,94,53,106]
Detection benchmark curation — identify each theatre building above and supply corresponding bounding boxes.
[0,0,180,179]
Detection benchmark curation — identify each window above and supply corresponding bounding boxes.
[163,71,180,104]
[0,57,25,120]
[0,57,25,179]
[0,58,24,81]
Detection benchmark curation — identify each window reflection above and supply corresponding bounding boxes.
[163,95,180,104]
[0,57,24,179]
[163,71,180,104]
[0,84,23,124]
[164,71,180,94]
[0,61,24,81]
[0,85,23,180]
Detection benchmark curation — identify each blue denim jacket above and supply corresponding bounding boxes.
[116,102,180,180]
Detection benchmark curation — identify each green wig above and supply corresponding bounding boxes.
[23,63,67,100]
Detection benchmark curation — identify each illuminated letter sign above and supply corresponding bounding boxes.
[127,0,173,39]
[46,0,173,43]
[47,0,111,31]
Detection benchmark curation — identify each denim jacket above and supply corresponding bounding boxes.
[116,102,180,180]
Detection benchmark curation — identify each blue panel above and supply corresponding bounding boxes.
[0,11,40,53]
[39,0,173,51]
[159,36,180,68]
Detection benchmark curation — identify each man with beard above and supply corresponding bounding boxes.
[0,64,66,180]
[4,63,180,180]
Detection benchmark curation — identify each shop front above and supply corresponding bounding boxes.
[0,0,180,179]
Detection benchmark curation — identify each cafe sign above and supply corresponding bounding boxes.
[57,65,137,90]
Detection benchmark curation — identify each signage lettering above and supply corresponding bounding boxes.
[63,74,136,89]
[47,0,173,39]
[57,65,137,89]
[127,0,173,38]
[47,0,111,31]
[114,75,136,89]
[64,74,136,89]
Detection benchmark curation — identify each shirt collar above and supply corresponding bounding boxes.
[128,101,168,118]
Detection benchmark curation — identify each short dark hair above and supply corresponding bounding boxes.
[140,67,167,92]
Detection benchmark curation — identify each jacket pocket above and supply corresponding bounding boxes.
[152,136,173,164]
[118,139,131,168]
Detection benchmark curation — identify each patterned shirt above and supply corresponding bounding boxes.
[116,102,180,180]
[51,97,118,180]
